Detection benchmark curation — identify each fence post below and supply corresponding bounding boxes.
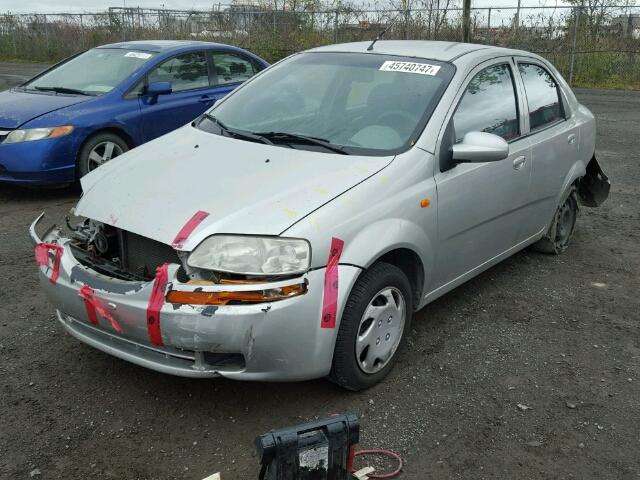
[79,14,85,48]
[568,5,580,86]
[43,14,49,53]
[628,13,636,68]
[405,6,410,39]
[12,20,18,56]
[334,9,338,43]
[462,0,471,42]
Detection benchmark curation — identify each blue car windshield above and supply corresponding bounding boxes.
[197,52,454,155]
[23,48,157,96]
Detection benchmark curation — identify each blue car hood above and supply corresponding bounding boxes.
[0,89,89,128]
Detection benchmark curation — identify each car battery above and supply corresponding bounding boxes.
[255,413,360,480]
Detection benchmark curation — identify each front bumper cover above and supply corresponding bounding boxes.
[30,214,361,381]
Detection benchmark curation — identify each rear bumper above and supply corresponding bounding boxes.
[32,215,361,381]
[578,155,610,207]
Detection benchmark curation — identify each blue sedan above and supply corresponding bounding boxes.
[0,40,268,185]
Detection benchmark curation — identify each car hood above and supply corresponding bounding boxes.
[0,89,90,128]
[76,126,393,250]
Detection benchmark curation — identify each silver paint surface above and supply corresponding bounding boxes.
[36,41,596,381]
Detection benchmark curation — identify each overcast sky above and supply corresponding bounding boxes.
[4,0,569,13]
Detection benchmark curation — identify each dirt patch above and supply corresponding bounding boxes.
[0,85,639,479]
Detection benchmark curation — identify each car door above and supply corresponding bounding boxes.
[514,59,580,239]
[431,59,532,288]
[138,50,214,141]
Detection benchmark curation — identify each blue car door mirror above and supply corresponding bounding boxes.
[146,81,172,96]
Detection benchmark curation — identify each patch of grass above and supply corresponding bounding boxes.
[0,56,49,64]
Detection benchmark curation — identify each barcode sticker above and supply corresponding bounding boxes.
[379,61,441,76]
[124,51,152,59]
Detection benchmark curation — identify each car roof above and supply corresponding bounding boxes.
[96,40,238,53]
[307,40,528,63]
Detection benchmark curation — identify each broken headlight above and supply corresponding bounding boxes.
[187,235,311,276]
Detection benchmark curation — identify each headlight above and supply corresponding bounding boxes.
[188,235,311,276]
[4,126,74,144]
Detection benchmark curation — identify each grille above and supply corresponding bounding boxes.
[202,352,246,369]
[119,229,181,279]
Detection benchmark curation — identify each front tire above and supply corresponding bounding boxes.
[532,187,579,254]
[329,262,413,391]
[78,132,129,178]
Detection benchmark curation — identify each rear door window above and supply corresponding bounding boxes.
[518,63,563,130]
[212,52,259,85]
[148,51,209,92]
[452,63,520,142]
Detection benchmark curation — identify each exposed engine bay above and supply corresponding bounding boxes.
[65,216,295,285]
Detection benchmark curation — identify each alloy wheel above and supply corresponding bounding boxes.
[87,141,124,171]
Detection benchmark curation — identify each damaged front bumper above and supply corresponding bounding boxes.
[30,214,361,381]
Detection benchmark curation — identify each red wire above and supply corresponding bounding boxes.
[352,448,403,478]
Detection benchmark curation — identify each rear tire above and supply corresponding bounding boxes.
[532,187,579,255]
[329,262,413,391]
[78,132,129,178]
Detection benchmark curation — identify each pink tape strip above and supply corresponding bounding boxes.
[171,210,210,249]
[321,237,344,329]
[79,285,99,326]
[78,284,123,333]
[146,263,169,346]
[35,243,64,285]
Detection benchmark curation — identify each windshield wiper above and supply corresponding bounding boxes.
[33,86,94,96]
[254,131,349,155]
[202,114,273,146]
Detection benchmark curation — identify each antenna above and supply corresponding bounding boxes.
[366,11,403,51]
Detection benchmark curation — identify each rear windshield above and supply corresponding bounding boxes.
[23,48,157,96]
[197,52,454,155]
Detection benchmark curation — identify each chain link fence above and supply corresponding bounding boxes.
[1,4,638,89]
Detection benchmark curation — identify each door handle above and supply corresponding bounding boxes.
[568,133,577,145]
[513,156,527,170]
[199,95,215,104]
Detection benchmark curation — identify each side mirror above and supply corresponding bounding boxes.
[146,81,172,96]
[451,131,509,163]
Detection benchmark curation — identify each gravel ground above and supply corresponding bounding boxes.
[0,63,639,479]
[0,62,48,91]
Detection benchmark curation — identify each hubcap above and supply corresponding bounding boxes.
[87,141,124,171]
[355,287,406,374]
[555,198,575,245]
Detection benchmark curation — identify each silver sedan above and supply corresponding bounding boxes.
[31,40,609,390]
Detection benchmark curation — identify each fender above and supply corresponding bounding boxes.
[339,217,434,296]
[555,158,587,209]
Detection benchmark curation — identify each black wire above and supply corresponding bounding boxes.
[258,463,268,480]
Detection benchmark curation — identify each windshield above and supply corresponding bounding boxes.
[196,52,454,155]
[23,48,157,96]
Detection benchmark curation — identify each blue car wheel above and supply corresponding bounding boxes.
[78,132,129,177]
